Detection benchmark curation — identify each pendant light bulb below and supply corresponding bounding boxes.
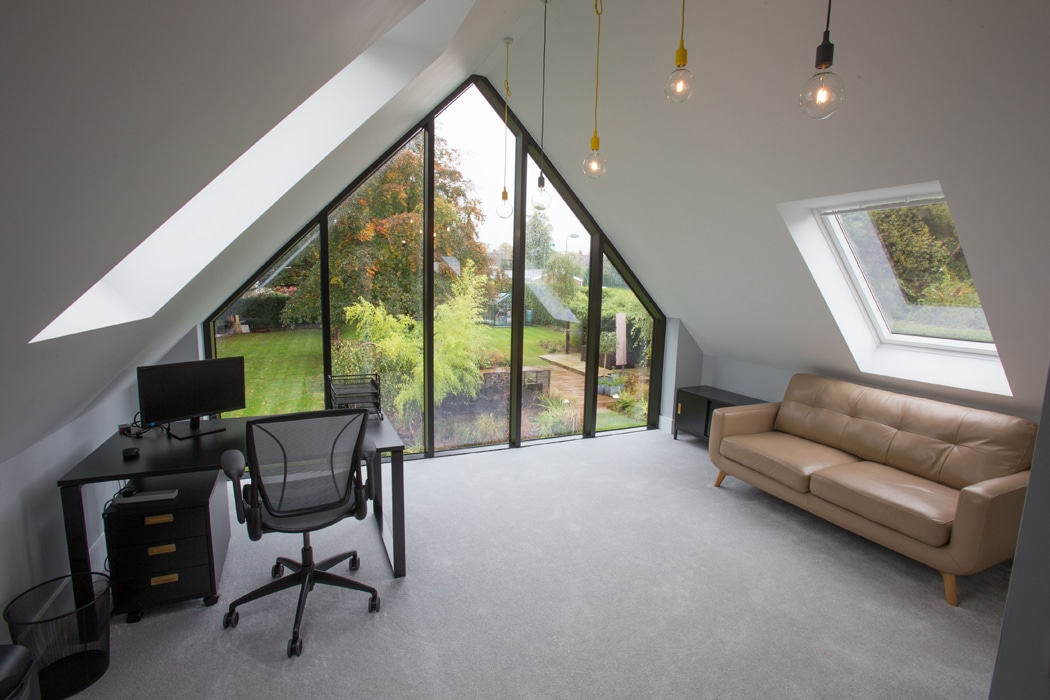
[583,132,607,179]
[664,30,694,103]
[800,68,844,119]
[532,174,552,210]
[665,1,693,102]
[665,67,694,103]
[800,1,844,119]
[496,187,513,219]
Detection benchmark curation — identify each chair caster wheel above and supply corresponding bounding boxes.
[368,596,380,613]
[125,611,143,624]
[287,637,303,657]
[204,595,219,606]
[349,554,360,572]
[271,562,285,579]
[223,610,239,629]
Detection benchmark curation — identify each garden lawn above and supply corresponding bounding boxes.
[476,325,567,367]
[216,329,325,416]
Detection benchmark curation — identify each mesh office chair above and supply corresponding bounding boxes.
[220,408,380,658]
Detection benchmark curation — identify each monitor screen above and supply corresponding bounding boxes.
[137,356,246,439]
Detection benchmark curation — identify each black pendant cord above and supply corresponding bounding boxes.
[815,0,835,69]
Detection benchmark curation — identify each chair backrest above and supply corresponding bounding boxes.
[245,408,369,518]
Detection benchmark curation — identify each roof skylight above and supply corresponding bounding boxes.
[780,182,1011,396]
[31,0,473,344]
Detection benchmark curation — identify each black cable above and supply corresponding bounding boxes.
[538,0,547,175]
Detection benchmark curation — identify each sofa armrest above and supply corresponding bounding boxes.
[947,470,1030,574]
[708,402,780,465]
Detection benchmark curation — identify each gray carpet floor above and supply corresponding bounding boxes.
[74,430,1009,699]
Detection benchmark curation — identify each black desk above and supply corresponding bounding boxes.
[59,416,407,606]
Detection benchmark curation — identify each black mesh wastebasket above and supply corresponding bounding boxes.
[3,573,111,700]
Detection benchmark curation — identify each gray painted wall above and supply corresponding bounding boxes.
[989,363,1050,697]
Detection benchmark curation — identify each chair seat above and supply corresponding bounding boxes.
[260,504,358,534]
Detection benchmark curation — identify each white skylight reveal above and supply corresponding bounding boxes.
[32,0,475,344]
[780,181,1012,396]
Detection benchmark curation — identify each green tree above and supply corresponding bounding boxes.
[543,251,582,304]
[525,210,554,268]
[869,207,955,305]
[332,260,489,448]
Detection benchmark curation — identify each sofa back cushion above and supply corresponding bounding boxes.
[774,374,1038,489]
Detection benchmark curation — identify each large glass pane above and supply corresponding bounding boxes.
[328,132,426,451]
[521,157,590,441]
[596,254,654,432]
[432,85,513,450]
[213,226,324,417]
[829,201,993,344]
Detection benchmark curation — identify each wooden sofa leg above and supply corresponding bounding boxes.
[713,471,727,487]
[941,572,958,606]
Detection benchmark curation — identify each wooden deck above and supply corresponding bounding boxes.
[537,354,649,409]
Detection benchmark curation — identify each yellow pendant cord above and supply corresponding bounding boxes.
[676,0,688,68]
[591,0,603,151]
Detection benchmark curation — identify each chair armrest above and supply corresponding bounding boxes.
[708,402,780,464]
[947,470,1030,574]
[221,450,247,524]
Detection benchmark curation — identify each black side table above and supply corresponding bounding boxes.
[673,385,762,441]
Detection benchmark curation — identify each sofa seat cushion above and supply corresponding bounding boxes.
[810,462,959,547]
[720,431,861,493]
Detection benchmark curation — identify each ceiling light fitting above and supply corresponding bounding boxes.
[664,0,694,102]
[496,37,514,218]
[532,0,552,210]
[583,0,607,179]
[800,0,844,119]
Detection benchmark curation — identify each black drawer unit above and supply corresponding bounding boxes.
[673,385,763,441]
[104,470,230,622]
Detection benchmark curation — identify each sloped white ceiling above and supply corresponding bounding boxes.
[2,0,1048,464]
[474,0,1050,416]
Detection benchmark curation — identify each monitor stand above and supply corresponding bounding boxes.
[168,416,226,441]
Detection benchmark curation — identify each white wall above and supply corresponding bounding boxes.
[0,330,200,642]
[700,356,795,405]
[659,318,705,432]
[0,388,135,643]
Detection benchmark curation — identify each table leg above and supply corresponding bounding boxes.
[60,486,91,588]
[390,449,405,578]
[370,449,405,578]
[60,485,100,641]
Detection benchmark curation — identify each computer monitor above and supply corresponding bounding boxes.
[136,356,246,440]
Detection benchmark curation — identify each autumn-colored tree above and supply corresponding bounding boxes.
[280,133,489,327]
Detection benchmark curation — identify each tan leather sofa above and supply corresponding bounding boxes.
[709,373,1038,605]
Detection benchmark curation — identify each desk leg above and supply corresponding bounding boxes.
[60,485,100,641]
[60,486,92,586]
[371,449,405,578]
[390,449,405,577]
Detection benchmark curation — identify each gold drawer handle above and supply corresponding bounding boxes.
[677,402,682,414]
[147,544,176,556]
[150,573,179,586]
[144,514,174,526]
